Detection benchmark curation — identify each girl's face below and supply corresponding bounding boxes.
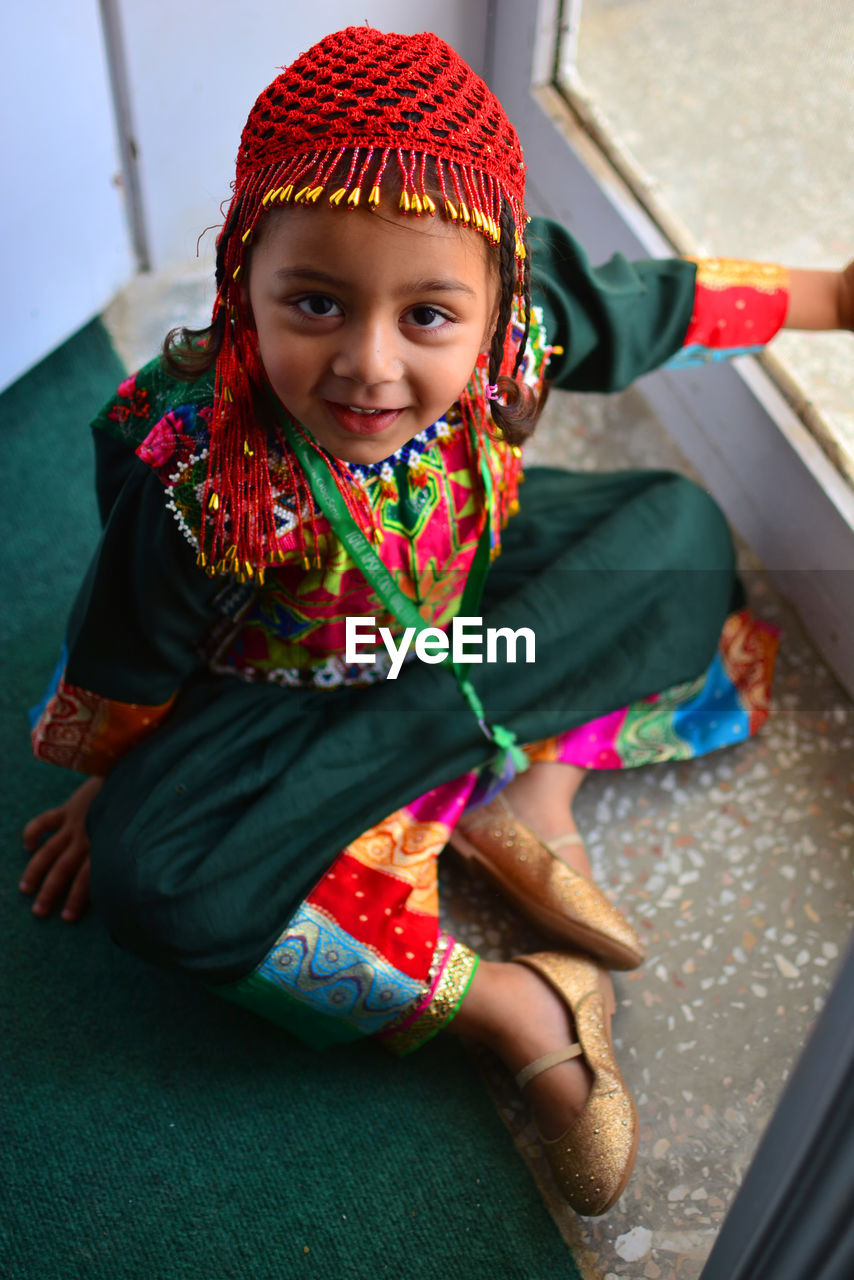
[247,203,499,464]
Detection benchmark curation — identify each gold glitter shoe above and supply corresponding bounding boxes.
[513,951,639,1216]
[449,793,645,969]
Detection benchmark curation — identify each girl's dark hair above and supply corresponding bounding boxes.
[162,186,544,447]
[160,197,237,379]
[161,310,225,380]
[484,199,539,447]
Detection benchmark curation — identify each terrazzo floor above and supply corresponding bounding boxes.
[104,269,854,1280]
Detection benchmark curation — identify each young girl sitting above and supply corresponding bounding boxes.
[20,26,854,1216]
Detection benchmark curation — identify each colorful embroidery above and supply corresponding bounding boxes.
[255,901,424,1035]
[346,810,451,919]
[718,607,778,735]
[690,259,789,294]
[107,372,152,427]
[525,608,779,770]
[222,779,478,1048]
[30,656,175,775]
[136,404,211,481]
[378,935,480,1056]
[123,306,553,690]
[309,852,438,979]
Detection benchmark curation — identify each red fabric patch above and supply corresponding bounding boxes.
[308,852,436,981]
[683,260,789,350]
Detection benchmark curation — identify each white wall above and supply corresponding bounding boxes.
[2,2,489,392]
[117,1,490,272]
[2,1,135,392]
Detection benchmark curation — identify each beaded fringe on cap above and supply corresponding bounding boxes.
[241,146,526,259]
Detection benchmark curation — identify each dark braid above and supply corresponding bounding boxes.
[486,200,541,446]
[487,200,517,385]
[516,246,533,375]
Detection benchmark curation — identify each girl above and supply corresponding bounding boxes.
[20,27,854,1216]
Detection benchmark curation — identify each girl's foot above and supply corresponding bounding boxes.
[501,763,592,878]
[451,958,593,1140]
[449,954,639,1215]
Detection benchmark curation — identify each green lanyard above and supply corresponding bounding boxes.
[274,407,528,777]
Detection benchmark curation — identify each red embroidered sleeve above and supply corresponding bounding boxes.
[31,674,176,775]
[668,259,789,368]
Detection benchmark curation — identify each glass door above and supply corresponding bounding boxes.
[557,0,854,485]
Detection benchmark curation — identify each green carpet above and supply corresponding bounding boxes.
[1,322,581,1280]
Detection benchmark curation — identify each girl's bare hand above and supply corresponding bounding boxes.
[20,776,105,921]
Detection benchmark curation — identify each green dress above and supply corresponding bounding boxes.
[30,222,788,1049]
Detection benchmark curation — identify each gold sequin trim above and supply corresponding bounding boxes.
[689,257,789,295]
[381,938,479,1057]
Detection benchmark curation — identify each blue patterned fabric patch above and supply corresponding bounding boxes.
[672,651,750,753]
[255,903,423,1036]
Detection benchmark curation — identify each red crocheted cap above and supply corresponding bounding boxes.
[229,26,527,255]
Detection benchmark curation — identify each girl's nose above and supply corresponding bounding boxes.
[331,317,402,386]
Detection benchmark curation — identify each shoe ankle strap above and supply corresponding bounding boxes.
[548,832,584,851]
[515,1042,583,1091]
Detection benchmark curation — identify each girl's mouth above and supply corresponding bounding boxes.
[324,401,404,435]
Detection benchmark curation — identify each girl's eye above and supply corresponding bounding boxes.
[295,294,341,318]
[406,305,451,330]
